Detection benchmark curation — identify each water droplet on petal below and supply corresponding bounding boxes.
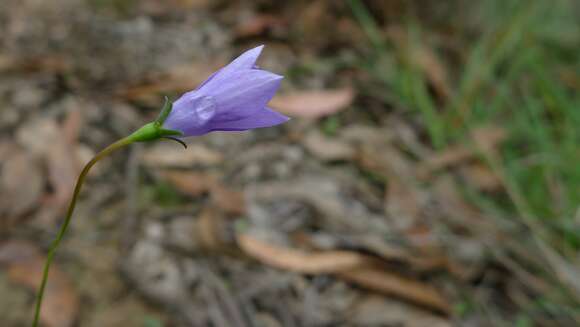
[197,96,216,123]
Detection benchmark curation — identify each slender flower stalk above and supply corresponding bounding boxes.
[32,137,132,327]
[32,45,288,327]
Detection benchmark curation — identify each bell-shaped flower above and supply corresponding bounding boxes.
[161,45,289,137]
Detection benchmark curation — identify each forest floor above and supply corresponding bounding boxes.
[0,1,579,326]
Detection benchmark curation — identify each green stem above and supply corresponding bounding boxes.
[32,136,134,327]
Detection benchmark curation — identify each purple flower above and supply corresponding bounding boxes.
[162,45,289,137]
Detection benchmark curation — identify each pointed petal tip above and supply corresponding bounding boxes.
[257,69,284,81]
[263,106,290,125]
[209,106,289,132]
[232,45,265,68]
[242,44,264,57]
[242,69,284,87]
[252,44,265,51]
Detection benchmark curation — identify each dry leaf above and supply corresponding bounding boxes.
[358,143,424,229]
[431,176,484,227]
[0,149,44,220]
[120,61,224,104]
[459,163,502,192]
[248,177,385,232]
[26,111,83,226]
[237,235,449,313]
[157,170,245,214]
[387,26,451,100]
[0,241,79,327]
[301,232,450,274]
[15,118,61,158]
[471,126,507,154]
[235,14,286,37]
[46,110,83,212]
[143,143,223,168]
[158,170,211,197]
[418,126,507,177]
[0,55,67,74]
[14,114,83,225]
[351,296,451,327]
[339,267,450,314]
[195,207,229,251]
[209,181,246,216]
[139,0,212,15]
[385,176,423,229]
[413,48,451,100]
[303,130,355,161]
[0,55,15,71]
[417,146,472,177]
[559,69,580,91]
[237,234,369,274]
[270,88,355,118]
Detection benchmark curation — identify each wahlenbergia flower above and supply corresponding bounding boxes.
[162,45,289,137]
[32,45,289,327]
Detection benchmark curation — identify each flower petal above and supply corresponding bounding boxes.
[180,45,265,97]
[201,69,283,120]
[208,106,289,132]
[195,45,264,88]
[163,93,216,136]
[160,45,289,138]
[223,45,264,72]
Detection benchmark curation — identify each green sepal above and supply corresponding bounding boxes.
[126,97,184,143]
[127,122,184,143]
[155,96,173,125]
[159,128,183,137]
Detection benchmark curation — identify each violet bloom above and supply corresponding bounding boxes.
[162,45,289,137]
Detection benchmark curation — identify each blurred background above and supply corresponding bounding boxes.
[0,0,579,326]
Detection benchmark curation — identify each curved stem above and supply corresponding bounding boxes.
[32,137,134,327]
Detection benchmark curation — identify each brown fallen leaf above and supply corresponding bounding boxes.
[0,55,67,74]
[387,26,451,101]
[357,142,425,230]
[237,234,449,313]
[143,143,223,168]
[120,61,224,104]
[0,55,15,71]
[296,231,451,274]
[235,14,286,37]
[459,163,502,192]
[559,69,580,91]
[351,296,451,327]
[384,175,423,229]
[413,49,451,101]
[0,241,79,327]
[157,170,246,215]
[14,113,85,226]
[417,147,472,178]
[237,234,370,274]
[195,207,230,251]
[46,110,83,212]
[339,266,450,314]
[158,170,211,197]
[0,148,44,222]
[138,0,212,15]
[471,126,507,154]
[303,130,355,161]
[418,126,507,177]
[15,118,60,158]
[22,111,82,227]
[209,181,246,216]
[270,88,355,118]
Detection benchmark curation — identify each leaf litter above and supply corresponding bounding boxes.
[0,240,79,327]
[0,0,572,326]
